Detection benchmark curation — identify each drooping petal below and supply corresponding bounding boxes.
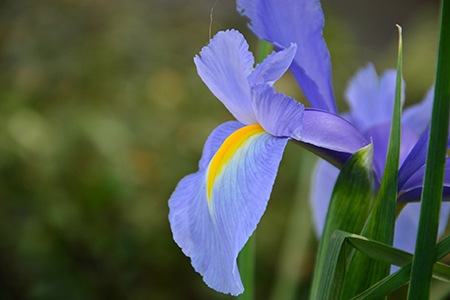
[194,30,257,124]
[248,43,297,86]
[393,202,450,254]
[252,86,304,138]
[345,64,405,132]
[237,0,337,113]
[294,108,369,167]
[171,122,245,260]
[169,123,289,295]
[398,157,450,202]
[310,159,340,235]
[402,87,434,136]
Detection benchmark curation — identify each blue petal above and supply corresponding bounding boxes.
[402,87,434,136]
[252,86,304,138]
[194,30,257,124]
[310,159,340,235]
[345,64,405,132]
[169,123,288,295]
[398,126,450,191]
[394,202,450,254]
[248,43,297,86]
[398,127,430,190]
[295,108,369,166]
[398,157,450,202]
[237,0,337,113]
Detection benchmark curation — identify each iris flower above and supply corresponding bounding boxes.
[169,0,450,296]
[168,29,367,295]
[237,0,450,256]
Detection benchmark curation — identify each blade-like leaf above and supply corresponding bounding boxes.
[351,266,410,300]
[317,231,352,300]
[408,0,450,298]
[342,26,404,298]
[318,230,450,299]
[310,144,374,299]
[352,234,450,299]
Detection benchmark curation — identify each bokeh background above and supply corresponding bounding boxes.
[0,0,447,299]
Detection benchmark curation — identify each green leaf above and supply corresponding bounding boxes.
[351,266,410,300]
[408,0,450,298]
[342,25,404,298]
[310,144,374,299]
[317,230,450,299]
[351,234,450,299]
[316,231,352,300]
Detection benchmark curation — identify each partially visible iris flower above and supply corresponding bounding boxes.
[237,0,450,254]
[311,65,450,254]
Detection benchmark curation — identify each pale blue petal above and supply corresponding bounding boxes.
[237,0,337,113]
[194,30,256,124]
[402,87,434,136]
[295,108,369,166]
[252,86,304,138]
[248,43,297,86]
[310,159,340,236]
[393,203,420,255]
[345,64,405,132]
[394,202,450,255]
[169,125,288,295]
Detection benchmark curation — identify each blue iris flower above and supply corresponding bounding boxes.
[169,0,450,296]
[168,29,366,296]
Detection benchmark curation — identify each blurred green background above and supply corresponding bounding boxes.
[0,0,446,299]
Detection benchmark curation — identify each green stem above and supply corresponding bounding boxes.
[408,0,450,298]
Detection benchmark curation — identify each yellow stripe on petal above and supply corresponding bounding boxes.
[206,124,266,204]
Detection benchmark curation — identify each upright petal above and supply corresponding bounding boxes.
[402,87,434,136]
[295,108,369,167]
[252,86,304,138]
[248,43,297,86]
[345,64,405,132]
[310,159,340,235]
[237,0,337,113]
[169,122,289,295]
[194,30,256,124]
